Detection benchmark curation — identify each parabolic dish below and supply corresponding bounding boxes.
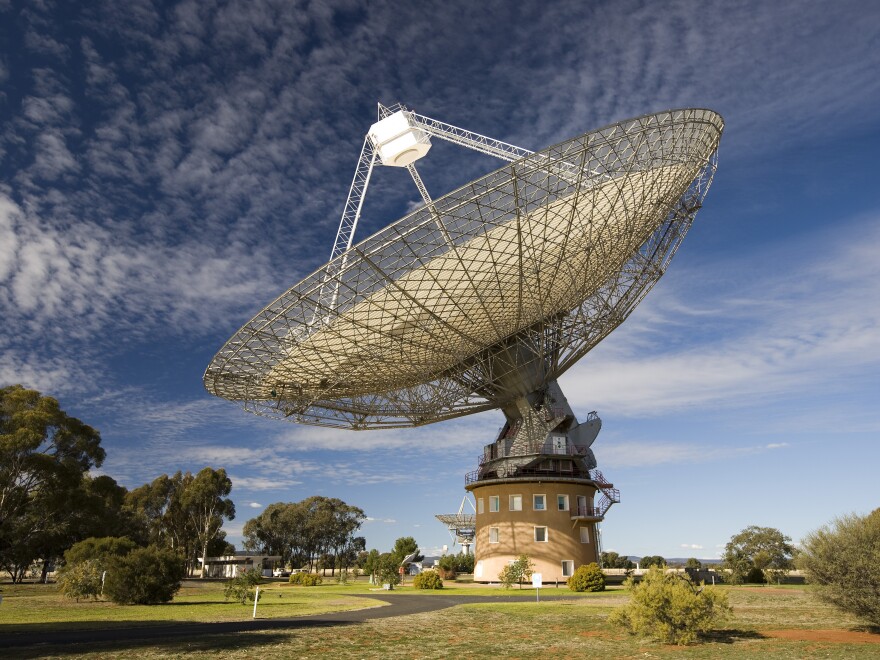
[205,108,723,428]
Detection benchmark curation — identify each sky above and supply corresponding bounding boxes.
[2,0,879,560]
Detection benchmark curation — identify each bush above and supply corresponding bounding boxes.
[567,562,605,592]
[289,572,323,586]
[609,567,731,645]
[63,537,138,566]
[103,546,186,605]
[745,567,765,584]
[224,568,262,604]
[413,570,444,589]
[498,554,534,589]
[57,558,104,601]
[58,536,139,602]
[798,508,880,626]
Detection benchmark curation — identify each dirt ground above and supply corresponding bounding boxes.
[761,629,880,644]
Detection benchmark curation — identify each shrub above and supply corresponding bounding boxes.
[103,546,186,605]
[224,568,263,604]
[609,567,731,645]
[567,562,605,592]
[63,537,138,567]
[745,567,765,584]
[58,536,138,602]
[413,570,444,589]
[798,508,880,626]
[498,554,534,589]
[289,572,323,586]
[57,558,104,601]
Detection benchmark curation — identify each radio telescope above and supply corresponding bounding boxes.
[436,496,477,555]
[205,103,723,580]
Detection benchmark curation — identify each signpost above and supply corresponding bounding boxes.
[532,573,542,602]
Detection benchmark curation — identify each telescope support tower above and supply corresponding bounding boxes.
[465,381,619,583]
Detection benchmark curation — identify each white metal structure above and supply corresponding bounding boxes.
[315,103,536,323]
[205,106,722,429]
[435,495,477,555]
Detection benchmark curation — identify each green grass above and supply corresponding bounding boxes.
[1,581,878,658]
[0,579,385,632]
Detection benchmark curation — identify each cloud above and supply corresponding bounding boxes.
[365,517,397,524]
[248,502,262,509]
[597,440,789,469]
[229,476,301,491]
[562,215,880,420]
[680,544,703,550]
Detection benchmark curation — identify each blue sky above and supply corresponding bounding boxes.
[2,0,879,559]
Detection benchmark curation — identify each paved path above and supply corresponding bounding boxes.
[0,592,573,650]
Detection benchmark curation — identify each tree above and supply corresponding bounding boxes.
[377,552,401,587]
[640,555,667,568]
[362,549,381,583]
[568,562,605,592]
[390,536,422,566]
[610,567,731,645]
[438,551,475,579]
[722,526,795,585]
[798,509,880,626]
[499,554,534,589]
[0,386,105,582]
[181,467,235,578]
[601,551,634,569]
[685,558,702,570]
[243,497,365,573]
[125,472,194,562]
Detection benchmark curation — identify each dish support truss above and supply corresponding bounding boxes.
[204,107,723,429]
[314,103,539,325]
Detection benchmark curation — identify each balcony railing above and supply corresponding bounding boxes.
[479,440,589,466]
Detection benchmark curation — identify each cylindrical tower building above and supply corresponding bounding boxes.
[464,382,619,583]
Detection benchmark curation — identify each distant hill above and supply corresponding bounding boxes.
[628,557,722,566]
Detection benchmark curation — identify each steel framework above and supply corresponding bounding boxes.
[435,495,477,553]
[204,108,723,429]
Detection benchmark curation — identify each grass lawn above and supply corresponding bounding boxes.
[1,580,878,658]
[0,579,385,632]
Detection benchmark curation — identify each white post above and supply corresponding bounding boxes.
[252,586,260,619]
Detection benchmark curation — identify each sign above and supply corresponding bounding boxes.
[532,573,542,588]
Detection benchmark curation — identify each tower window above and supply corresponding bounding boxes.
[509,494,522,511]
[477,498,484,514]
[489,527,499,543]
[557,494,569,511]
[561,560,574,577]
[534,526,548,542]
[489,496,499,512]
[533,494,546,511]
[580,526,590,543]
